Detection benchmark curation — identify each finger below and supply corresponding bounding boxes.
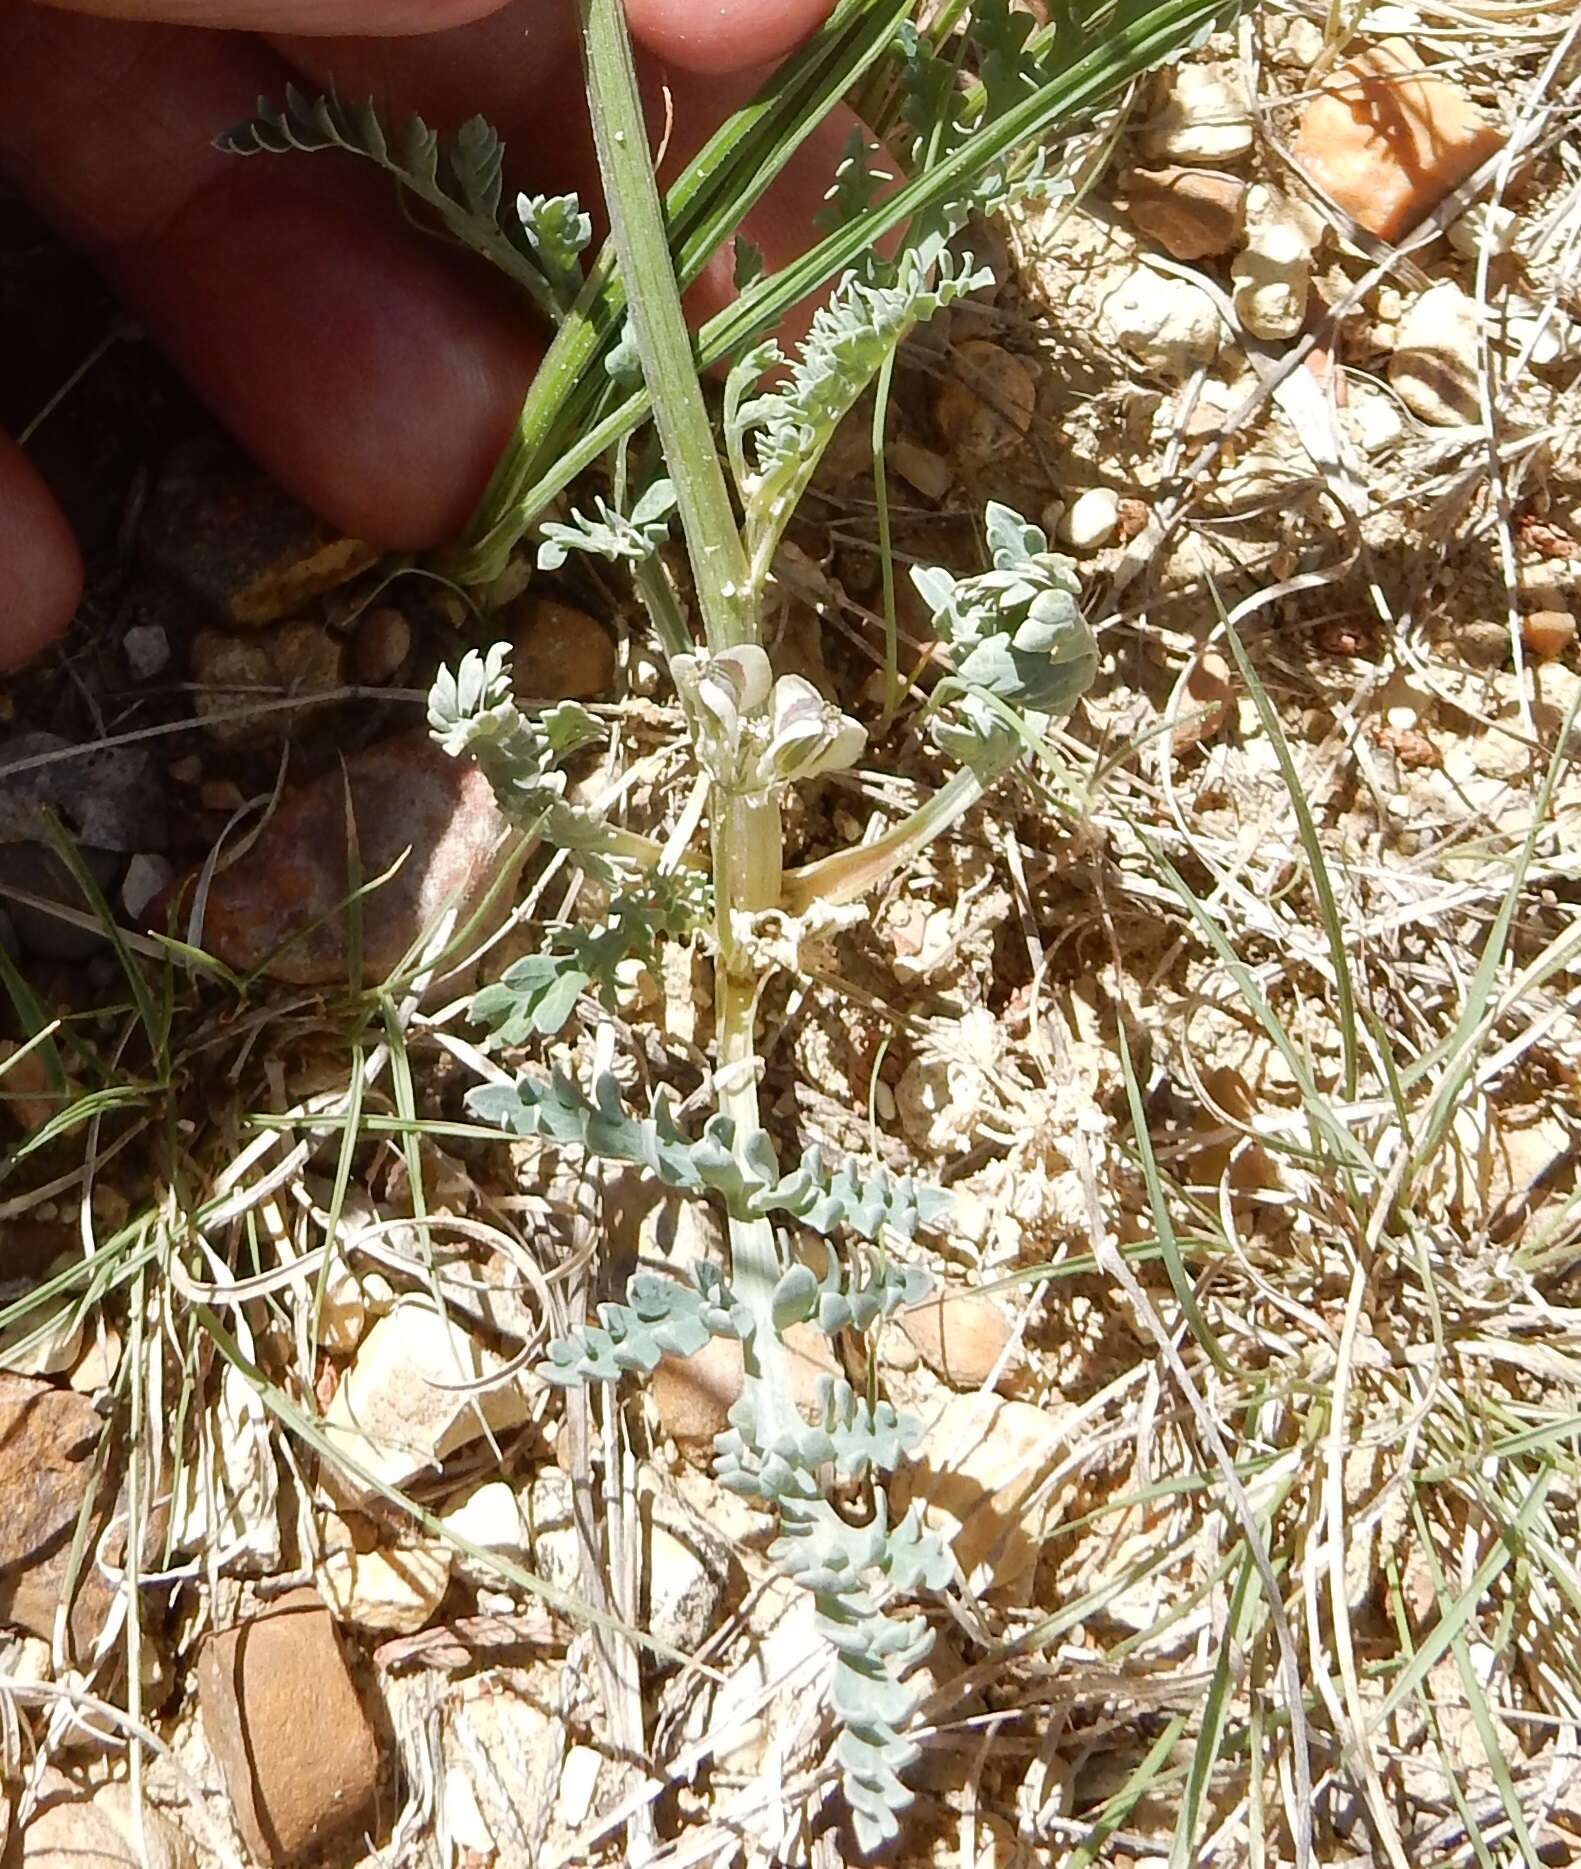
[0,6,538,551]
[625,0,835,76]
[32,0,509,35]
[0,433,83,668]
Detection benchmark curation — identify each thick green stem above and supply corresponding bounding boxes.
[711,791,795,1421]
[578,0,790,1426]
[577,0,753,655]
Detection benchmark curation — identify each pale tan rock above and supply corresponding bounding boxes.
[1124,165,1245,260]
[1061,487,1121,553]
[321,1299,531,1499]
[91,1786,194,1869]
[1139,64,1253,166]
[1294,37,1504,241]
[889,437,953,503]
[508,597,617,701]
[1099,267,1221,377]
[20,1786,188,1869]
[932,339,1036,465]
[898,1289,1015,1390]
[893,1394,1073,1599]
[1390,282,1481,425]
[1231,190,1317,340]
[651,1322,840,1455]
[526,1468,730,1656]
[317,1519,452,1636]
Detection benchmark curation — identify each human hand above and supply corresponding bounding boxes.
[0,0,870,663]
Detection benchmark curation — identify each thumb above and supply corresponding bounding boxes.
[30,0,511,34]
[0,433,83,670]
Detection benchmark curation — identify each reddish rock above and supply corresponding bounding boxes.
[196,1588,381,1866]
[191,732,512,986]
[0,1373,116,1653]
[1294,38,1504,242]
[1124,166,1246,259]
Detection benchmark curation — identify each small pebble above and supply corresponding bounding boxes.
[122,854,173,922]
[1139,64,1254,166]
[122,624,170,681]
[1061,487,1121,552]
[1124,165,1245,260]
[1522,611,1576,661]
[353,607,412,686]
[889,437,952,503]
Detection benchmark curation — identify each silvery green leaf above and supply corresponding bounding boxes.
[984,499,1048,566]
[771,1265,820,1329]
[516,190,591,308]
[536,481,676,570]
[540,1264,750,1386]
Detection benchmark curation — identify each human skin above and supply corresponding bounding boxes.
[0,0,858,664]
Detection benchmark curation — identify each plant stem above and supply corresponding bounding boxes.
[712,791,793,1417]
[577,0,791,1421]
[780,759,1008,914]
[577,0,753,655]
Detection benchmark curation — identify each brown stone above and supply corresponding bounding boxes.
[192,731,513,986]
[196,1589,381,1867]
[1124,166,1246,260]
[353,608,413,686]
[1293,38,1505,242]
[1522,610,1576,662]
[1172,651,1236,749]
[190,623,344,744]
[507,598,617,702]
[932,339,1036,466]
[141,441,377,629]
[0,1373,115,1652]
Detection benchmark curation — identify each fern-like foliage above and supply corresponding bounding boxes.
[540,1262,752,1384]
[471,872,707,1042]
[536,477,677,571]
[428,645,617,872]
[725,233,990,583]
[469,1067,947,1243]
[717,1381,956,1853]
[219,91,590,325]
[771,1251,932,1337]
[912,503,1099,767]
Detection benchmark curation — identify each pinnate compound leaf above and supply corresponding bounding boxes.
[218,90,585,325]
[540,1263,753,1385]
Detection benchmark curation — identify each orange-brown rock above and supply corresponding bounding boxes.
[1293,38,1504,241]
[1124,166,1246,260]
[196,1589,381,1866]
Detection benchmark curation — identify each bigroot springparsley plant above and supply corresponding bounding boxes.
[224,0,1240,1844]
